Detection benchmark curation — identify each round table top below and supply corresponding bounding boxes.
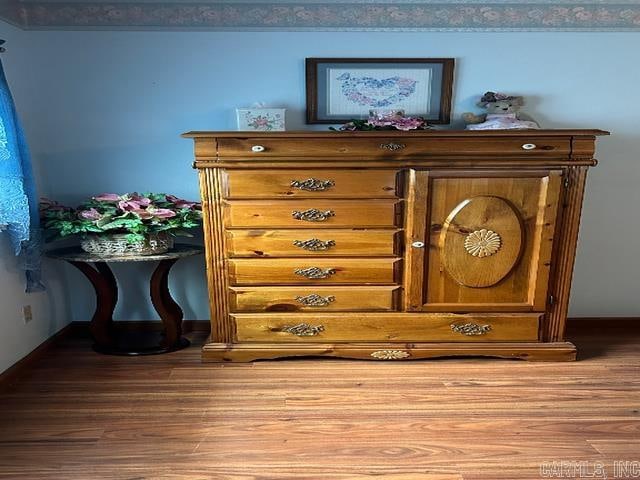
[45,244,204,263]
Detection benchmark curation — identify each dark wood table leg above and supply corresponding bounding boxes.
[150,258,190,351]
[68,261,117,350]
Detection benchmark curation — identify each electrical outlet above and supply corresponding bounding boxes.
[22,305,33,324]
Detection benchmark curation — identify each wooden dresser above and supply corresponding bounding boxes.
[184,130,608,362]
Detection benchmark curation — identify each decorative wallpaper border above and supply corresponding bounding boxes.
[5,2,640,30]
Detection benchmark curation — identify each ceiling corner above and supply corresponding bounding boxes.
[0,1,26,29]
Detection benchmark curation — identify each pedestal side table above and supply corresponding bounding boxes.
[47,245,203,355]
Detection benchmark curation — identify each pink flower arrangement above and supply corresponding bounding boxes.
[331,113,432,132]
[40,192,202,244]
[368,115,428,131]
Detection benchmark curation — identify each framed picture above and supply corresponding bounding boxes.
[236,108,286,131]
[306,58,454,124]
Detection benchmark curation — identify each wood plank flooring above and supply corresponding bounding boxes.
[0,320,639,479]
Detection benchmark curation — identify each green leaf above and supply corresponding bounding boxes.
[125,233,145,244]
[99,217,143,231]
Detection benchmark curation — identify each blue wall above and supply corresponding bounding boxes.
[2,28,638,324]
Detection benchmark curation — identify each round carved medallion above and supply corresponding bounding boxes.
[464,229,502,258]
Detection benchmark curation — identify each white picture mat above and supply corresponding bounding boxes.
[326,67,432,117]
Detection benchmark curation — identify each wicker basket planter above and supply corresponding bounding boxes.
[80,233,174,256]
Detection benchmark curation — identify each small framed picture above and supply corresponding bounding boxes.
[236,108,286,131]
[306,58,454,124]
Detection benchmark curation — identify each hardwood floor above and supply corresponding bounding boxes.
[0,319,638,479]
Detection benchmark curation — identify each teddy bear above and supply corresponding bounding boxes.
[462,91,539,130]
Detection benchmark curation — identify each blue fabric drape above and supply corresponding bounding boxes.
[0,55,44,292]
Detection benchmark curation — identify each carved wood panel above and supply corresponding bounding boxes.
[405,170,562,312]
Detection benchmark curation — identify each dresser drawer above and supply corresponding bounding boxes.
[223,169,399,198]
[217,137,570,158]
[226,229,399,257]
[224,200,400,228]
[234,313,541,342]
[228,258,401,285]
[230,286,399,312]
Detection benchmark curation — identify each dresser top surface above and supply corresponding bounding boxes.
[182,129,609,139]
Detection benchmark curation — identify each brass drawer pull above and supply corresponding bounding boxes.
[295,294,336,307]
[379,142,406,151]
[280,323,325,336]
[371,350,410,360]
[450,322,492,336]
[294,267,336,279]
[293,238,336,251]
[292,208,335,222]
[290,178,335,191]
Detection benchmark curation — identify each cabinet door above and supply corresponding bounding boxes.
[404,170,562,312]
